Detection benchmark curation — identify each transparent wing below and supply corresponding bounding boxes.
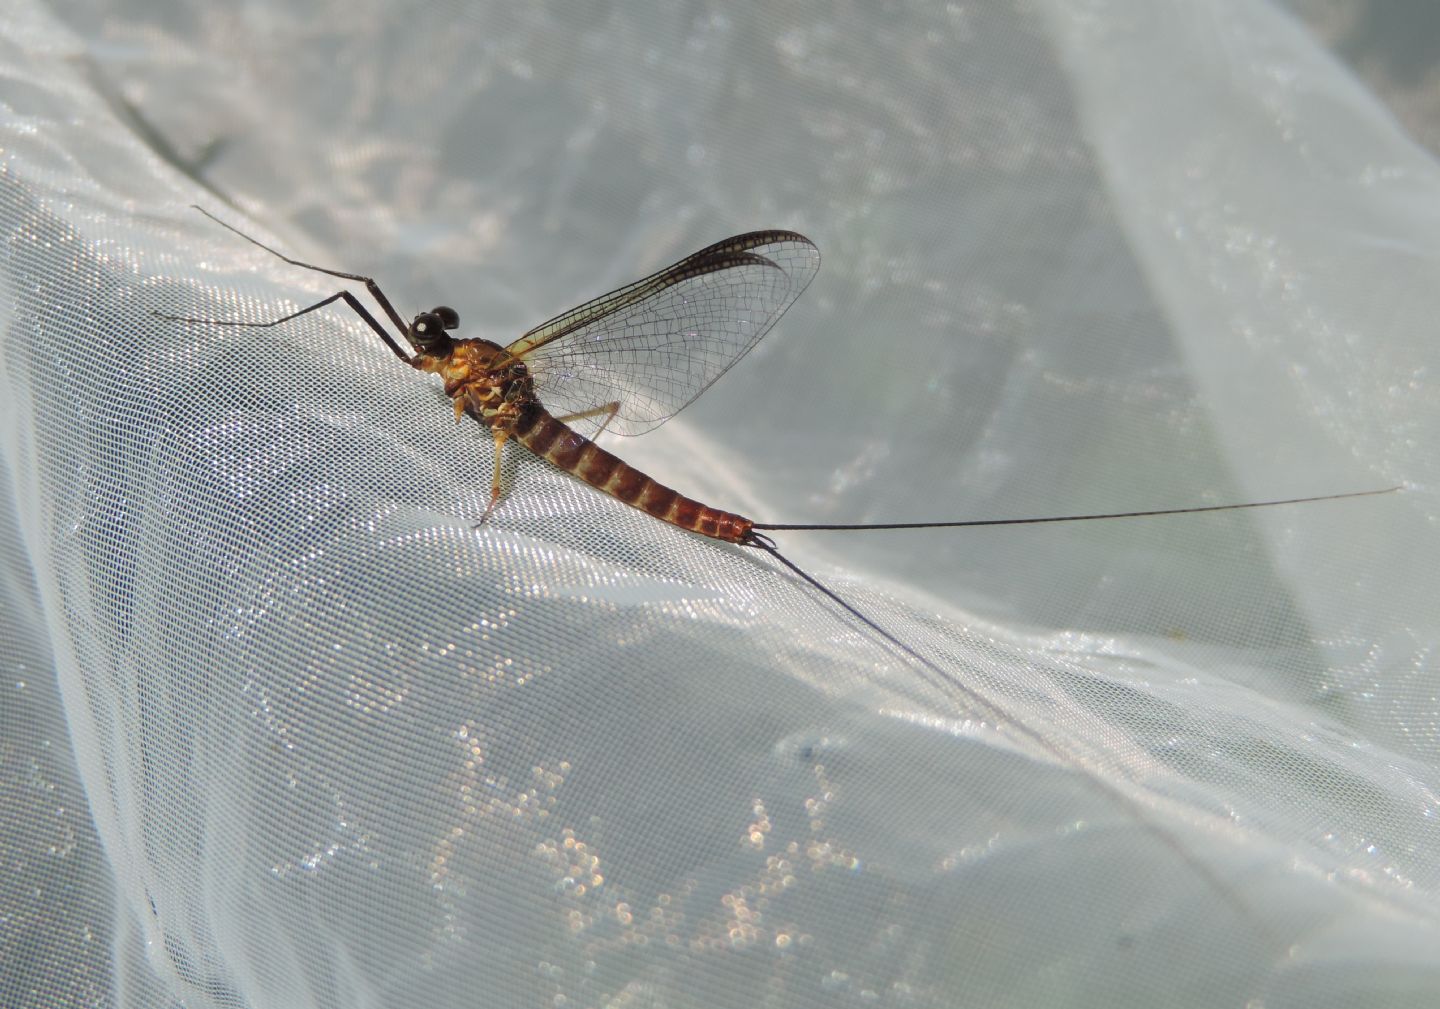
[506,231,820,436]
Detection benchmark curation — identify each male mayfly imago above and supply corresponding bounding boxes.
[156,206,1394,921]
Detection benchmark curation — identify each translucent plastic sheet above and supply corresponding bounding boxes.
[2,1,1438,1006]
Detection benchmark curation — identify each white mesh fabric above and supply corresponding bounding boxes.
[3,1,1438,1007]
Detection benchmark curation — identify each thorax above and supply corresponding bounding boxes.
[415,339,536,429]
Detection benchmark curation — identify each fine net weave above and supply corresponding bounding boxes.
[3,1,1438,1007]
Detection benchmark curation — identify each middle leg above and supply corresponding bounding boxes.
[477,430,510,525]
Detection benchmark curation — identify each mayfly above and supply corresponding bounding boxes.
[155,206,1394,923]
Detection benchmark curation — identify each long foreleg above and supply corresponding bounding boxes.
[154,289,414,364]
[155,207,418,365]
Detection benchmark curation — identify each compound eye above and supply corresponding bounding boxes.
[411,313,452,352]
[431,305,460,330]
[509,361,528,377]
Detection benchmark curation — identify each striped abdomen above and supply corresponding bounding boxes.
[512,404,753,543]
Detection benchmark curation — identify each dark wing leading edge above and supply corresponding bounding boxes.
[505,231,820,436]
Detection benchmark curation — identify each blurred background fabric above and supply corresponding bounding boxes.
[2,0,1438,1006]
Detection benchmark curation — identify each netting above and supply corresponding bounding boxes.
[3,1,1438,1007]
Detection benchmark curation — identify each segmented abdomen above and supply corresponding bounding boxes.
[512,404,753,543]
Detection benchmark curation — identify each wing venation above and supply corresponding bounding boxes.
[505,231,820,436]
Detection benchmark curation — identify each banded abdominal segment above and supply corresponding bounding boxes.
[417,337,755,541]
[512,403,753,543]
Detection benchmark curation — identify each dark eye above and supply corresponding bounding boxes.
[431,305,459,330]
[509,362,528,377]
[411,313,453,352]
